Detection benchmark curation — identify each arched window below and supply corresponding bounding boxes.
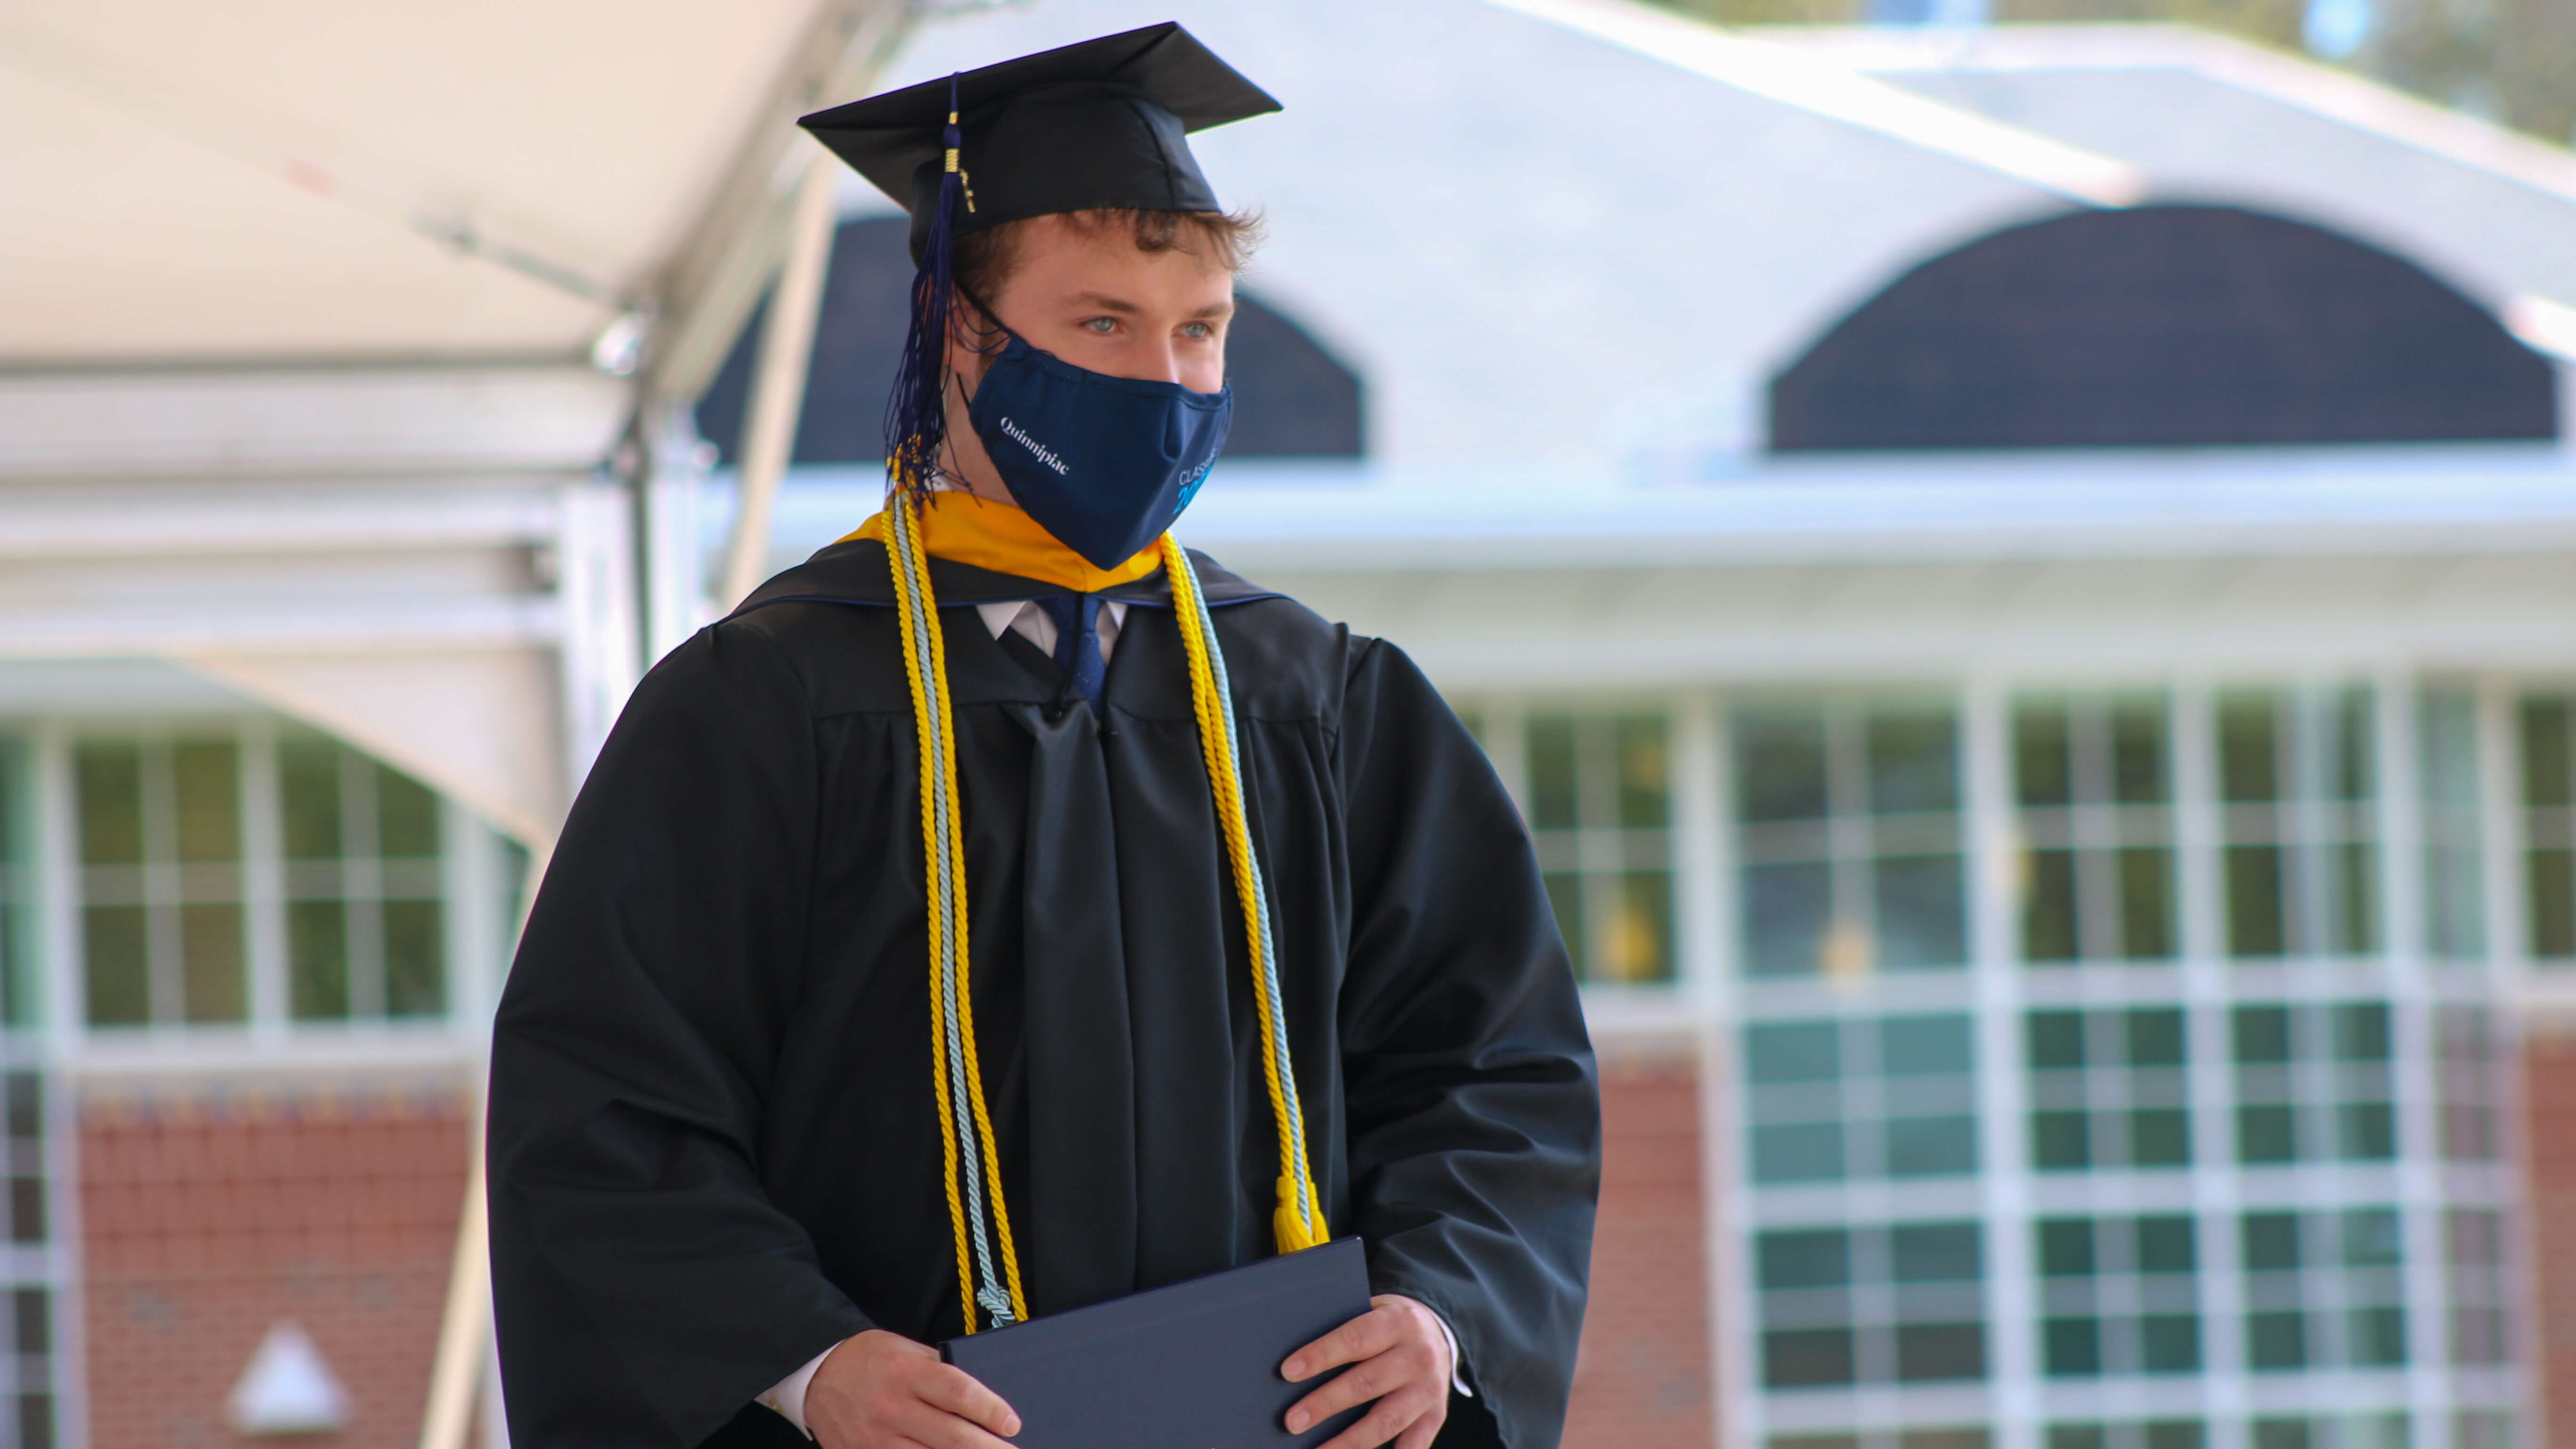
[694,216,1363,465]
[1769,205,2558,451]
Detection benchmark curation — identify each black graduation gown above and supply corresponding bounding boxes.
[487,538,1600,1449]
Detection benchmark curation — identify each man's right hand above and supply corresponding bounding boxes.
[804,1329,1021,1449]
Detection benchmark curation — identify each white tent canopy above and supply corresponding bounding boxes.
[1,0,891,372]
[0,0,915,853]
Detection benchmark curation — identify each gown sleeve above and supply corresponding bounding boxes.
[488,621,872,1448]
[1332,638,1602,1449]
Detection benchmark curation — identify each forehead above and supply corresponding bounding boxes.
[1001,215,1235,300]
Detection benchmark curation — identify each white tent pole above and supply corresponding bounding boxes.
[419,1087,491,1449]
[721,154,844,610]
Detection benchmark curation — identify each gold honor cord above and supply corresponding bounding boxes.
[886,492,1027,1331]
[879,493,1323,1336]
[1160,535,1324,1254]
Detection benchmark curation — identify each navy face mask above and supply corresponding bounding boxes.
[965,334,1232,569]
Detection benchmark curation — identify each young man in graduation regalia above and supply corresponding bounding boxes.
[488,24,1599,1449]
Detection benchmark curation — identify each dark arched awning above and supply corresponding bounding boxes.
[695,215,1364,466]
[1769,204,2559,451]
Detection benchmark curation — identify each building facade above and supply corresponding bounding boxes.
[7,0,2576,1446]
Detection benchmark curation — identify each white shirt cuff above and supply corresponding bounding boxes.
[757,1340,843,1440]
[1426,1306,1472,1398]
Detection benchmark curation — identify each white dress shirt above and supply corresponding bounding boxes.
[757,599,1466,1437]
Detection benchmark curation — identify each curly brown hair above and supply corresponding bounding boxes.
[952,207,1263,316]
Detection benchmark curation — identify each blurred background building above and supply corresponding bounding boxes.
[4,1,2575,1448]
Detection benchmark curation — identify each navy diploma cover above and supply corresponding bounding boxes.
[940,1238,1373,1449]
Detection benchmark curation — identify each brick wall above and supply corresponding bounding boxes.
[71,1055,1710,1449]
[2529,1030,2576,1449]
[80,1079,472,1449]
[1562,1049,1715,1449]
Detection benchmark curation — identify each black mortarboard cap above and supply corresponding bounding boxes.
[800,23,1281,263]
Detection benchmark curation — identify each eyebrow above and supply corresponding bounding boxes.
[1066,291,1236,321]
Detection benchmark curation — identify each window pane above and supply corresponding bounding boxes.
[74,744,143,866]
[2033,1112,2091,1170]
[2044,1317,2101,1377]
[1759,1229,1850,1289]
[2243,1214,2302,1270]
[379,766,442,858]
[1599,870,1671,983]
[1744,861,1827,976]
[2024,849,2079,962]
[7,1076,42,1144]
[2130,1109,2191,1167]
[2117,847,2176,958]
[2237,1106,2297,1164]
[2017,703,2073,806]
[2126,1008,2186,1066]
[2351,1306,2407,1366]
[2227,845,2287,957]
[1882,1014,1972,1075]
[2037,1219,2095,1276]
[1892,1222,1981,1280]
[1894,1322,1985,1381]
[1738,709,1828,822]
[171,740,240,863]
[384,899,445,1017]
[279,739,343,859]
[2234,1006,2294,1063]
[1868,709,1958,814]
[179,902,245,1024]
[2333,841,2379,954]
[2141,1314,2202,1372]
[289,900,349,1020]
[2421,691,2484,958]
[2220,694,2281,802]
[2112,698,2170,804]
[2333,1003,2391,1061]
[2342,1208,2402,1266]
[1885,1116,1976,1177]
[81,905,146,1027]
[1763,1329,1854,1387]
[1754,1123,1845,1183]
[2029,1011,2087,1068]
[13,1288,48,1356]
[1747,1022,1839,1083]
[1874,853,1964,968]
[2521,698,2571,806]
[2247,1311,2307,1370]
[2528,849,2573,958]
[2330,687,2375,801]
[2254,1422,2313,1449]
[8,1177,43,1245]
[2145,1423,2206,1449]
[1613,716,1667,829]
[2137,1216,2197,1273]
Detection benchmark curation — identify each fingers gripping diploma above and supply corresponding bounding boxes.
[806,1329,1022,1449]
[1280,1295,1453,1449]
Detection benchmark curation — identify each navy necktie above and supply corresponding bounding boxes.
[1034,593,1105,715]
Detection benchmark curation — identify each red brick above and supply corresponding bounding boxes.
[2528,1031,2576,1449]
[81,1086,471,1449]
[1563,1058,1715,1449]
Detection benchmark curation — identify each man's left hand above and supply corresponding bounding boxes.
[1280,1293,1452,1449]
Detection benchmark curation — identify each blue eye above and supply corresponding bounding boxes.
[1084,317,1117,334]
[1181,322,1213,340]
